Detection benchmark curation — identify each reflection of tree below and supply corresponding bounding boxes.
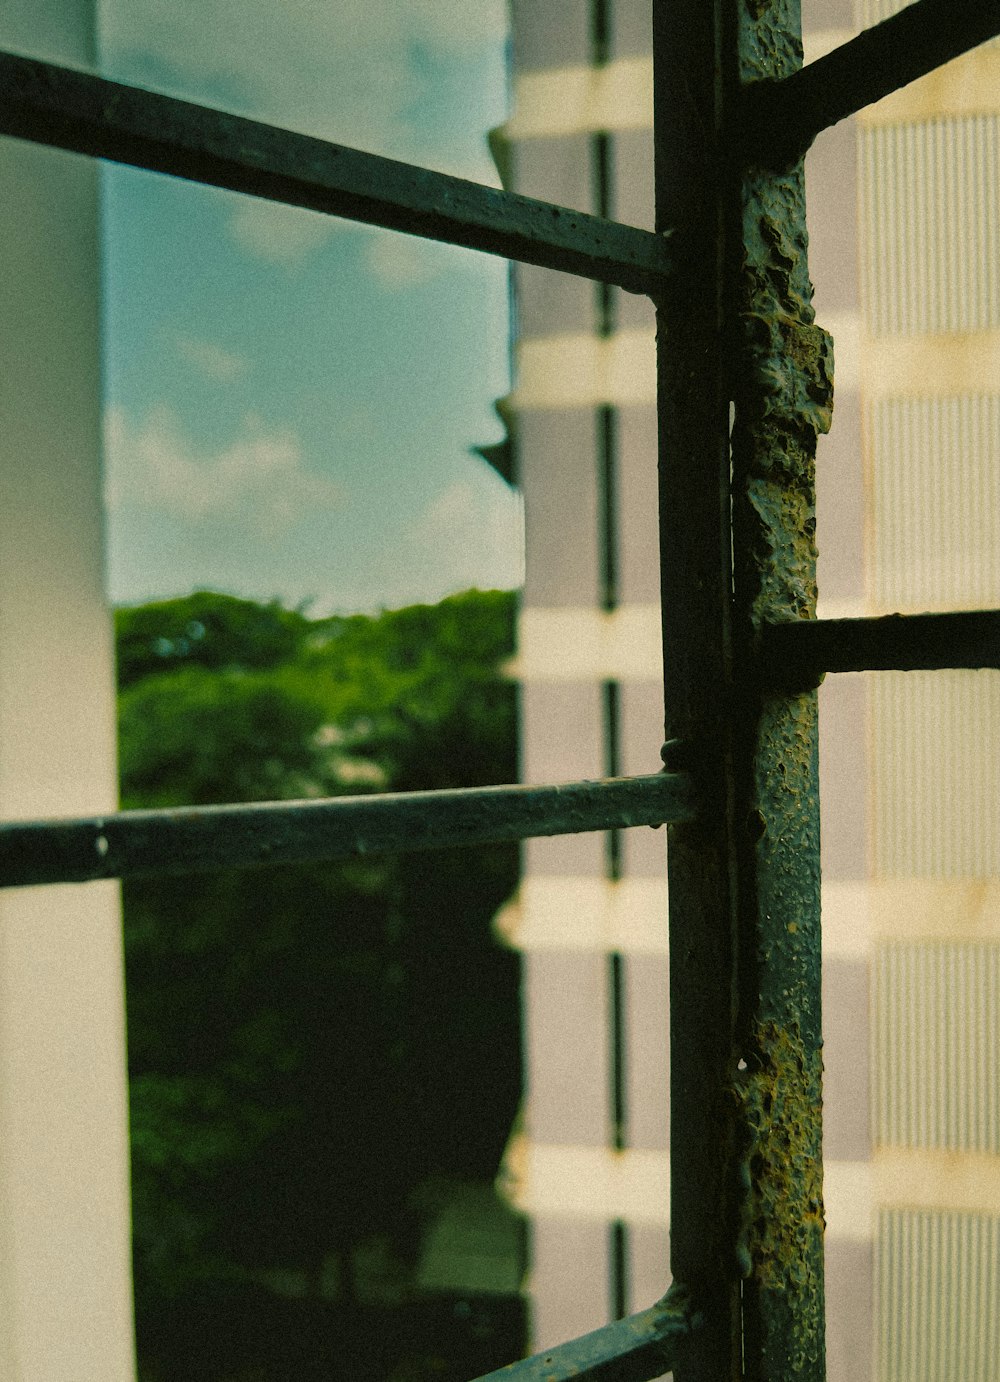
[117,590,521,1340]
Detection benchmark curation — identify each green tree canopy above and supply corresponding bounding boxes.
[116,590,312,690]
[118,589,521,1327]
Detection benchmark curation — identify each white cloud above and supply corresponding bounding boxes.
[104,406,341,537]
[227,201,451,280]
[101,0,506,164]
[410,476,524,593]
[174,332,248,381]
[228,198,348,266]
[102,1,507,267]
[365,232,444,289]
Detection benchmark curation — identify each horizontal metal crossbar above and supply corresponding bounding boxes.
[470,1289,696,1382]
[0,50,672,294]
[0,773,693,889]
[740,0,1000,167]
[761,610,1000,684]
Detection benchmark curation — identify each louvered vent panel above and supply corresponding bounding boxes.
[873,942,1000,1151]
[872,671,1000,879]
[870,395,1000,611]
[877,1210,1000,1382]
[860,118,1000,337]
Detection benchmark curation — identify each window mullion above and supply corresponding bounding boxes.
[730,3,834,1378]
[652,0,743,1376]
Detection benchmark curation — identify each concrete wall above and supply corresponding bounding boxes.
[0,3,135,1377]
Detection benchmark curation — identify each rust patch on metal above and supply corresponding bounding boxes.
[731,2,833,1377]
[737,1020,825,1373]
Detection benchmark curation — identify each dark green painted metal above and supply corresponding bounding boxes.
[470,1287,696,1382]
[762,609,1000,684]
[653,0,743,1377]
[0,50,672,293]
[0,4,992,1378]
[0,773,694,890]
[730,3,833,1378]
[740,0,1000,169]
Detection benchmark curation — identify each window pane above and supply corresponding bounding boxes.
[97,0,509,184]
[103,171,521,611]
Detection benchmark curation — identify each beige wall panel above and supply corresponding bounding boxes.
[610,130,655,232]
[521,682,604,784]
[522,682,605,876]
[826,1238,874,1382]
[819,674,869,880]
[620,682,667,877]
[616,404,660,605]
[516,262,595,338]
[512,134,595,338]
[614,272,656,332]
[524,952,611,1148]
[611,0,651,61]
[523,832,617,879]
[804,0,855,29]
[510,0,589,73]
[619,825,667,880]
[869,878,1000,946]
[627,1223,671,1329]
[619,683,663,779]
[816,390,865,606]
[823,959,871,1161]
[528,1217,611,1350]
[623,953,669,1152]
[806,120,859,316]
[513,133,593,213]
[507,60,653,142]
[873,1147,1000,1214]
[520,408,600,607]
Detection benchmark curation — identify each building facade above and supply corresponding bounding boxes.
[499,3,1000,1378]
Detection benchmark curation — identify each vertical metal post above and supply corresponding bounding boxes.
[731,2,833,1378]
[657,0,831,1375]
[653,3,742,1379]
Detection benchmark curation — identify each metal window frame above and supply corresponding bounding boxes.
[2,3,999,1377]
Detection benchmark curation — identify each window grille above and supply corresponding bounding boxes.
[2,2,998,1377]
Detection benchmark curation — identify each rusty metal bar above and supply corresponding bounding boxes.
[740,0,1000,167]
[0,773,693,889]
[730,3,832,1378]
[470,1289,696,1382]
[653,0,742,1377]
[762,609,1000,684]
[0,50,672,294]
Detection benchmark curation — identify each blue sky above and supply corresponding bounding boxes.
[98,0,522,613]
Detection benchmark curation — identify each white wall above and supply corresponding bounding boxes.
[0,3,135,1377]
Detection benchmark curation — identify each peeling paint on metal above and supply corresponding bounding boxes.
[470,1282,698,1381]
[737,1020,825,1373]
[730,1,833,1378]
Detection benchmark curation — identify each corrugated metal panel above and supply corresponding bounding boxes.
[873,942,1000,1152]
[860,118,1000,337]
[876,1209,1000,1382]
[870,395,1000,611]
[857,0,906,23]
[872,671,1000,879]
